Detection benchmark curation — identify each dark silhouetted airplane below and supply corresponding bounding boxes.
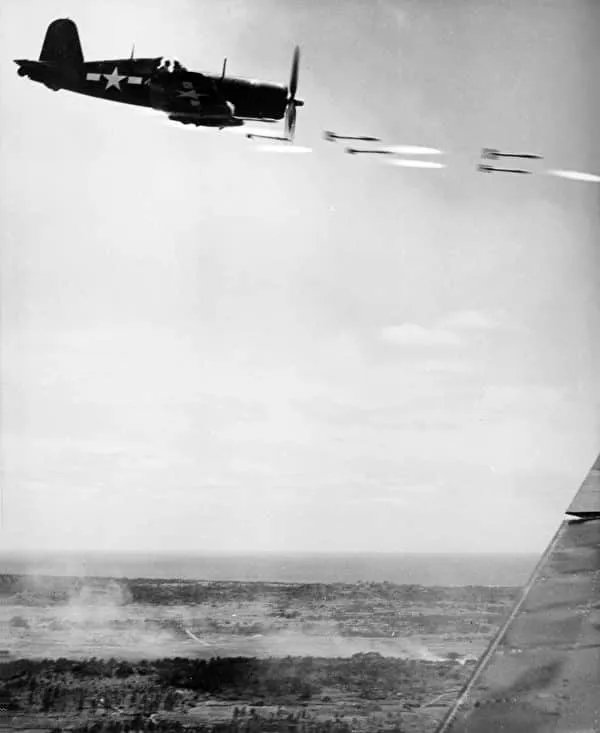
[15,19,303,139]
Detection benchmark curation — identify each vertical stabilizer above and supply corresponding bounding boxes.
[39,18,84,66]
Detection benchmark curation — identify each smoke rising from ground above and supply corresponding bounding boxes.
[3,574,507,663]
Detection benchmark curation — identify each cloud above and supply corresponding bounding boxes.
[376,0,408,31]
[380,323,462,347]
[380,310,506,349]
[439,310,504,330]
[480,385,564,413]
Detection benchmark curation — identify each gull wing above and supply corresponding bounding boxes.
[167,109,240,127]
[161,71,237,125]
[437,453,600,733]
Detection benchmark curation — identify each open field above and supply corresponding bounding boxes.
[0,574,519,732]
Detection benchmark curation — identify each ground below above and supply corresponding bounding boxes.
[0,574,518,732]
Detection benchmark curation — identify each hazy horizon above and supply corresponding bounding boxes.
[1,547,540,557]
[1,548,539,587]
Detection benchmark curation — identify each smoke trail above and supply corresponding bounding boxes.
[545,169,600,182]
[382,145,444,155]
[386,159,446,169]
[254,145,312,154]
[184,627,212,646]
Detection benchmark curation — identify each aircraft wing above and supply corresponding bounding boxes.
[437,453,600,733]
[167,109,240,127]
[162,72,237,125]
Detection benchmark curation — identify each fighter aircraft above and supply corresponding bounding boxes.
[481,147,543,161]
[436,451,600,732]
[15,19,303,139]
[324,130,382,143]
[478,163,532,175]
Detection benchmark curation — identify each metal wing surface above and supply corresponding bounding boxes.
[437,454,600,733]
[167,108,239,127]
[162,72,237,126]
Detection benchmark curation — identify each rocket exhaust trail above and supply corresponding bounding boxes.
[546,169,600,182]
[386,159,446,169]
[254,144,312,154]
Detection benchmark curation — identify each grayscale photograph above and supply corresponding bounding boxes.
[1,2,599,732]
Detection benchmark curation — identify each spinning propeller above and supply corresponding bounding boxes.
[284,47,303,141]
[246,46,303,144]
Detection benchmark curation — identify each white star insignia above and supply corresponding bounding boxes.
[103,67,126,91]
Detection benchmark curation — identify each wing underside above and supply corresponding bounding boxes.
[437,454,600,733]
[161,72,239,126]
[167,110,242,127]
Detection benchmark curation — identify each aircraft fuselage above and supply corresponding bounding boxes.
[15,57,288,124]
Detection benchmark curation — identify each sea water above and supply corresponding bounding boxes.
[0,550,538,586]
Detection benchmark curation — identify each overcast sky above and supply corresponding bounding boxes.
[1,0,600,554]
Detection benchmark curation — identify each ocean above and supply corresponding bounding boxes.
[0,551,539,586]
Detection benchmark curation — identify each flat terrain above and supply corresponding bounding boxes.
[0,574,519,732]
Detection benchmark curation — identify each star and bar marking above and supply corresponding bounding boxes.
[84,69,211,106]
[85,66,143,91]
[103,67,126,89]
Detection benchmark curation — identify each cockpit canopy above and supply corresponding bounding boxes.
[157,56,187,73]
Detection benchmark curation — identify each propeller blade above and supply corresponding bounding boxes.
[285,103,297,140]
[289,46,300,99]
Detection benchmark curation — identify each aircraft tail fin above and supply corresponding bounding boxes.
[39,18,84,67]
